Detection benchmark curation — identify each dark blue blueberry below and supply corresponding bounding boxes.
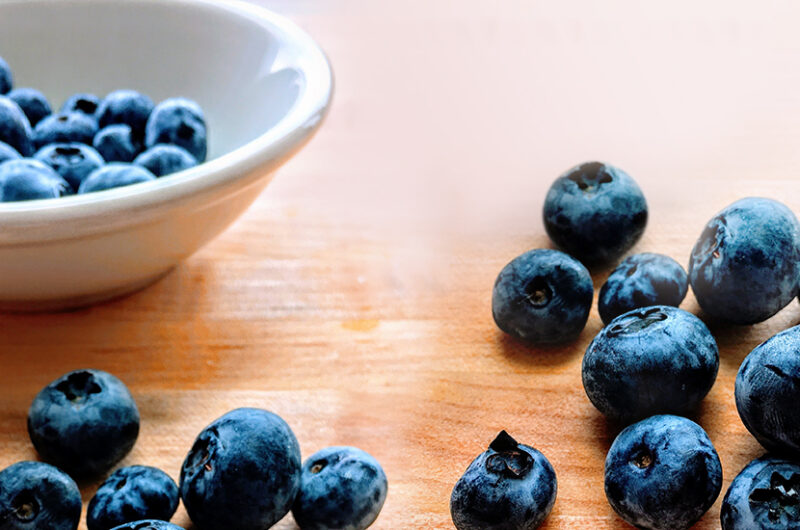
[0,140,20,163]
[450,431,557,530]
[0,96,34,156]
[7,88,51,127]
[27,369,140,477]
[33,112,98,148]
[689,197,800,324]
[110,522,184,530]
[492,248,593,344]
[88,466,179,530]
[180,407,301,530]
[97,90,154,140]
[0,55,10,94]
[292,446,388,530]
[79,163,156,194]
[598,253,689,325]
[582,306,718,423]
[721,456,800,529]
[0,159,71,202]
[94,124,140,162]
[61,93,101,116]
[145,98,207,162]
[736,325,800,455]
[133,144,197,177]
[543,161,648,264]
[605,415,722,530]
[0,461,82,529]
[34,143,105,192]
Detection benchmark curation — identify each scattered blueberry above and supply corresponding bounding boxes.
[492,248,593,344]
[79,163,156,194]
[689,197,800,324]
[87,466,179,530]
[97,90,154,140]
[145,98,207,162]
[0,55,11,94]
[605,415,722,530]
[94,124,140,162]
[0,95,34,156]
[134,144,197,177]
[721,455,800,529]
[33,111,98,148]
[27,369,140,477]
[0,140,20,163]
[7,88,51,126]
[0,158,71,202]
[450,430,557,530]
[61,92,101,116]
[34,142,105,191]
[180,407,301,530]
[736,325,800,455]
[582,305,718,423]
[598,253,688,325]
[543,161,648,264]
[0,461,82,530]
[110,522,184,530]
[292,446,388,530]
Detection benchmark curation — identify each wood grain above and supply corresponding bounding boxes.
[2,0,800,528]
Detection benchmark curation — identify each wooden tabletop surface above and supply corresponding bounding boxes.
[3,1,800,528]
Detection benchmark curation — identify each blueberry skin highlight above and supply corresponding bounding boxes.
[721,456,800,529]
[34,142,105,191]
[110,521,184,530]
[79,163,156,194]
[145,98,207,162]
[605,415,722,530]
[736,325,800,455]
[134,144,197,177]
[27,369,140,477]
[0,55,11,94]
[97,90,155,141]
[61,93,101,116]
[0,461,82,530]
[292,446,388,530]
[0,96,34,156]
[543,161,648,264]
[492,249,593,344]
[7,88,51,127]
[94,124,140,162]
[0,159,71,202]
[582,306,718,423]
[87,466,180,530]
[0,140,21,163]
[450,431,557,530]
[33,112,98,148]
[180,407,302,530]
[689,197,800,324]
[598,253,688,325]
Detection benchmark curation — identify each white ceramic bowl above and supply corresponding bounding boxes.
[0,0,332,310]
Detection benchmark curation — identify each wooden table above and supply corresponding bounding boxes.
[2,1,800,528]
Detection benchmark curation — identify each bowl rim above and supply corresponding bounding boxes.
[0,0,333,231]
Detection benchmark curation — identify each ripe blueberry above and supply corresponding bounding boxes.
[0,95,34,156]
[34,142,105,191]
[94,124,140,162]
[145,98,207,162]
[7,88,51,127]
[721,455,800,529]
[87,466,179,530]
[0,158,71,202]
[134,144,197,177]
[0,461,82,530]
[97,90,154,141]
[79,163,156,194]
[61,93,101,116]
[33,111,98,148]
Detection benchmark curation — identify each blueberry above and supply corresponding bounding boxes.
[736,325,800,455]
[94,124,140,162]
[598,253,688,325]
[133,144,197,177]
[79,163,156,194]
[450,431,557,530]
[33,112,98,148]
[582,306,718,423]
[97,90,154,140]
[0,96,34,156]
[605,415,722,530]
[492,248,593,344]
[0,55,11,94]
[543,161,648,264]
[721,456,800,529]
[0,461,82,529]
[689,197,800,324]
[0,140,21,163]
[110,522,184,530]
[292,446,388,530]
[61,93,101,116]
[0,159,71,202]
[180,407,301,530]
[34,143,105,191]
[145,98,207,162]
[7,88,51,127]
[27,369,140,477]
[87,466,180,530]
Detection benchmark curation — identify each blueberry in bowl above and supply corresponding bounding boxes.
[94,124,141,162]
[0,95,33,155]
[0,461,82,530]
[61,92,101,116]
[33,111,98,148]
[134,144,197,178]
[79,163,156,194]
[7,87,51,126]
[34,142,105,191]
[721,455,800,529]
[0,158,71,201]
[97,89,154,141]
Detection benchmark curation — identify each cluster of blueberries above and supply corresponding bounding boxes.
[1,369,387,530]
[0,55,205,201]
[451,161,800,529]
